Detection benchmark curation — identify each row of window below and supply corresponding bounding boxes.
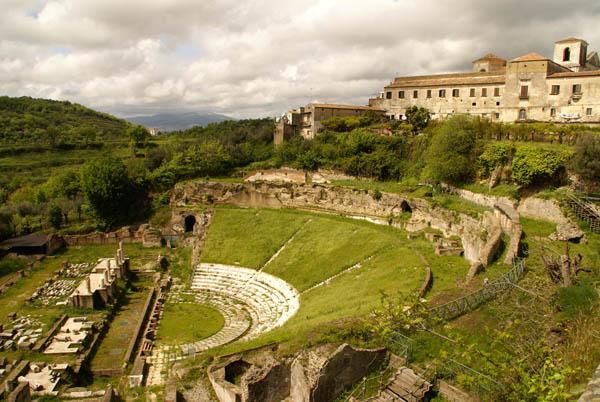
[549,107,593,117]
[549,84,583,96]
[386,84,585,101]
[388,87,502,100]
[520,84,583,99]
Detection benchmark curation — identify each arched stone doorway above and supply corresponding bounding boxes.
[400,200,413,214]
[184,215,196,233]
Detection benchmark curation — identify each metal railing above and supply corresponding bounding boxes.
[430,257,526,321]
[564,194,600,234]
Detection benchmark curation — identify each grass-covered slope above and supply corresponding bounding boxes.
[0,96,128,144]
[200,207,476,352]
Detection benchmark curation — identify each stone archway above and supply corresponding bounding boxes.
[184,215,196,233]
[400,200,413,214]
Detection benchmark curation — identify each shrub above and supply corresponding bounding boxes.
[405,106,431,133]
[511,146,571,186]
[478,142,514,176]
[47,204,62,229]
[570,133,600,181]
[424,116,479,184]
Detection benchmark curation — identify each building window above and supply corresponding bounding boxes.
[413,90,418,99]
[398,91,405,99]
[452,89,460,97]
[386,91,392,99]
[427,90,432,98]
[470,88,476,97]
[439,89,446,98]
[496,101,500,106]
[494,87,500,97]
[482,88,488,97]
[520,85,529,99]
[587,108,593,116]
[550,108,556,117]
[519,108,527,120]
[550,85,560,95]
[472,102,476,106]
[563,47,571,62]
[573,84,582,95]
[494,113,500,119]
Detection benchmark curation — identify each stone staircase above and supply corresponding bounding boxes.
[367,366,432,402]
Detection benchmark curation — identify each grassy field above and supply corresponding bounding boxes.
[156,301,224,346]
[90,281,152,371]
[0,243,162,366]
[199,206,476,353]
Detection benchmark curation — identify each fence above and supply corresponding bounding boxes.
[430,257,526,321]
[564,194,600,234]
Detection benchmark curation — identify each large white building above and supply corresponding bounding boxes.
[369,38,600,123]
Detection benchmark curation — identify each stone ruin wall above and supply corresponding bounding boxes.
[207,344,385,402]
[171,181,511,268]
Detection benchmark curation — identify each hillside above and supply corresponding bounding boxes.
[127,111,233,132]
[0,96,129,144]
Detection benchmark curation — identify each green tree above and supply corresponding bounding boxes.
[127,125,150,149]
[424,116,478,184]
[47,204,62,229]
[80,157,135,226]
[405,106,431,133]
[570,133,600,182]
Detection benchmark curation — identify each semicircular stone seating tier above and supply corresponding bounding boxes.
[177,263,300,356]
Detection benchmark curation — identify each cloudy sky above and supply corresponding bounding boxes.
[1,0,600,118]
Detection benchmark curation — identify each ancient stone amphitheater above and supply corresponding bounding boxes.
[178,263,300,355]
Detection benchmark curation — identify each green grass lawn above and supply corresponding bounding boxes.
[156,302,224,346]
[201,207,310,268]
[90,283,152,371]
[199,207,471,354]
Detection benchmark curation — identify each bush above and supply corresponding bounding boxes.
[511,146,571,186]
[47,204,62,229]
[570,133,600,181]
[405,106,431,133]
[478,142,514,176]
[424,116,479,184]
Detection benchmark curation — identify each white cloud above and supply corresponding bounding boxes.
[0,0,599,118]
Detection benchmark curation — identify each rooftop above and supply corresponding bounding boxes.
[387,70,505,88]
[555,37,588,44]
[0,233,51,249]
[308,103,385,111]
[511,52,548,62]
[473,53,506,63]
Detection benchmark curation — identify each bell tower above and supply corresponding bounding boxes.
[553,38,588,72]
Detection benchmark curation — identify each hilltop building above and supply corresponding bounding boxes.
[274,103,385,145]
[369,38,600,123]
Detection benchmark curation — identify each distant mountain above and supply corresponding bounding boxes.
[127,111,234,132]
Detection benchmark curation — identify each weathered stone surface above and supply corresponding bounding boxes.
[290,344,386,402]
[579,363,600,402]
[172,181,512,270]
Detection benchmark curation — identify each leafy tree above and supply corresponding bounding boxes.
[424,115,478,184]
[47,204,62,229]
[405,106,431,133]
[570,133,600,182]
[511,146,571,186]
[45,170,81,199]
[127,125,150,149]
[298,149,323,171]
[80,157,135,226]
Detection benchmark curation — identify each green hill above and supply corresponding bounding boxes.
[0,96,129,145]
